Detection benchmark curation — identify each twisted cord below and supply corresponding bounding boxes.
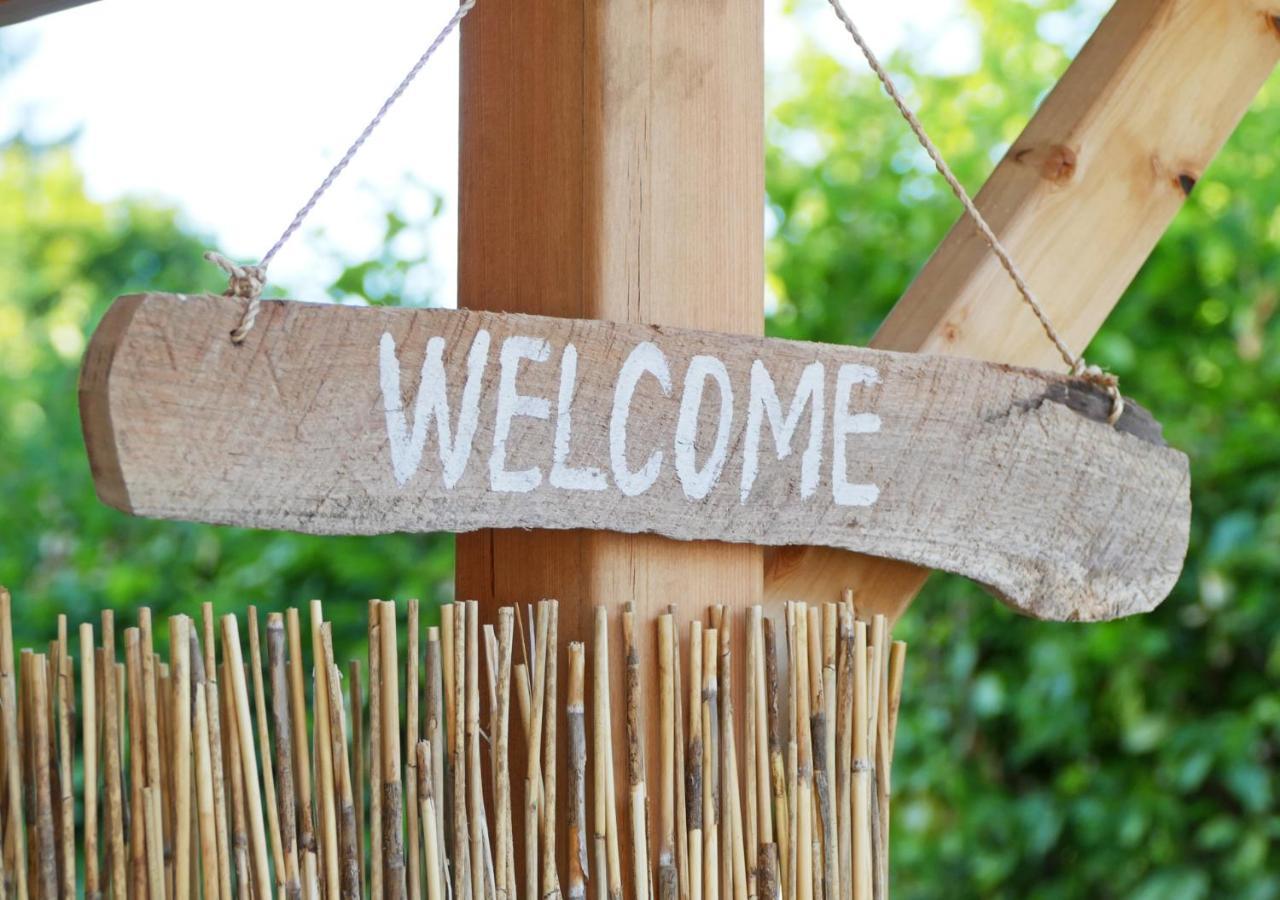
[823,0,1124,424]
[209,0,478,344]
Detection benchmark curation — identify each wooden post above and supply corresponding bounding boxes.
[457,0,764,876]
[764,0,1280,618]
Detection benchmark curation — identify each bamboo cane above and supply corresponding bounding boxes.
[193,682,222,900]
[702,627,719,900]
[567,641,588,900]
[425,626,449,899]
[0,597,907,900]
[466,600,494,900]
[381,601,407,900]
[0,588,27,900]
[720,618,748,900]
[140,609,166,898]
[203,603,234,900]
[749,608,772,862]
[170,615,193,900]
[248,608,286,898]
[418,741,443,900]
[17,649,32,898]
[144,784,167,900]
[79,623,99,900]
[762,620,787,900]
[866,617,885,900]
[540,601,559,900]
[821,605,838,900]
[123,631,147,899]
[321,625,360,900]
[668,606,690,900]
[851,622,869,900]
[309,601,341,900]
[452,604,472,900]
[370,600,385,900]
[687,620,704,900]
[524,604,549,900]
[54,619,73,900]
[794,608,814,900]
[624,605,653,900]
[286,607,320,900]
[160,659,177,899]
[836,607,854,900]
[593,607,622,900]
[29,655,56,899]
[0,588,26,900]
[879,642,906,899]
[657,615,677,900]
[223,614,274,898]
[806,607,828,900]
[102,611,127,899]
[440,600,456,900]
[222,661,251,897]
[269,614,304,900]
[743,612,759,900]
[407,599,422,900]
[350,658,366,900]
[494,611,514,900]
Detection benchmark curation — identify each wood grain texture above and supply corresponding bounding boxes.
[455,0,765,633]
[80,292,1188,621]
[765,0,1280,619]
[0,0,99,25]
[457,0,763,885]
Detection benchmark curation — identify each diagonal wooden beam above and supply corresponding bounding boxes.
[0,0,100,26]
[765,0,1280,621]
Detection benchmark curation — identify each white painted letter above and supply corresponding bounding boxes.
[380,328,490,488]
[832,363,881,507]
[610,342,672,497]
[550,343,606,491]
[489,335,552,493]
[674,354,734,501]
[741,359,825,503]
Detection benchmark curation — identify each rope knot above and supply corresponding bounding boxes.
[204,251,267,344]
[1071,359,1125,427]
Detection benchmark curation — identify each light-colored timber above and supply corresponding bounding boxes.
[0,593,905,900]
[80,292,1186,621]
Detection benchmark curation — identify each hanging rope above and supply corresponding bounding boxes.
[822,0,1124,425]
[207,0,478,344]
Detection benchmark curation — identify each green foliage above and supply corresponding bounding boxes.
[1,0,1278,893]
[766,2,1280,896]
[0,145,456,664]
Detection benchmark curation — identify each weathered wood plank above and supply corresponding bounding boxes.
[765,0,1280,618]
[80,292,1189,621]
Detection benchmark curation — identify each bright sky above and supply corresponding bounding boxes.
[0,0,972,305]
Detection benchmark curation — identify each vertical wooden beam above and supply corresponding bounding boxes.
[457,0,764,873]
[765,0,1280,619]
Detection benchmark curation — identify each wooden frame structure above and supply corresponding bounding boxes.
[767,0,1280,619]
[10,0,1279,628]
[456,0,1278,625]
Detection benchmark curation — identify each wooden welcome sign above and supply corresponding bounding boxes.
[79,292,1190,617]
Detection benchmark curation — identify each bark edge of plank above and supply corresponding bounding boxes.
[79,292,1191,622]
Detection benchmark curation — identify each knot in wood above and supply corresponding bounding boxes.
[1014,143,1078,185]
